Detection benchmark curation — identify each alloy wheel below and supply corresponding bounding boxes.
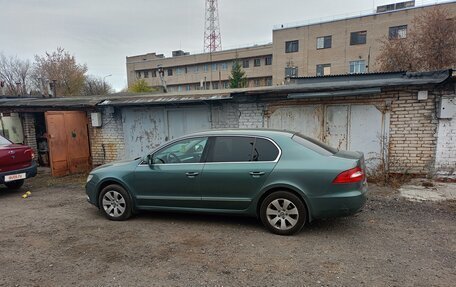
[266,198,299,230]
[102,190,126,218]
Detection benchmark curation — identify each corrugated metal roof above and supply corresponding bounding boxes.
[0,70,451,109]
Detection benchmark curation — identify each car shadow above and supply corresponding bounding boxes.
[0,186,26,198]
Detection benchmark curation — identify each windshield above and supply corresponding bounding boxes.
[0,135,12,145]
[292,133,338,156]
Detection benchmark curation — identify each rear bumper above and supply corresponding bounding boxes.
[310,183,368,219]
[0,161,37,184]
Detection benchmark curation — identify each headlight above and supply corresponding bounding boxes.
[86,174,94,183]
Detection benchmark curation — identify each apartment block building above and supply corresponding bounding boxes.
[126,1,456,91]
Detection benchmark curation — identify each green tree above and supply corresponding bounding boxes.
[128,79,155,93]
[229,59,247,88]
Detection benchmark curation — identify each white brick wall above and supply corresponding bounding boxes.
[435,116,456,177]
[88,108,125,166]
[211,103,239,129]
[238,103,265,128]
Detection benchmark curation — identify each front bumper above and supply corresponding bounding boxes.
[0,161,37,184]
[85,177,99,207]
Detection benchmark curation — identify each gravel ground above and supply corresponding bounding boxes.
[0,172,455,286]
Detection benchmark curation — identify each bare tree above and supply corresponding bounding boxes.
[376,7,456,72]
[82,75,113,96]
[0,53,32,96]
[33,47,87,97]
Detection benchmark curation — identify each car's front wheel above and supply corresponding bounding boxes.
[4,179,24,190]
[99,184,132,221]
[260,191,306,235]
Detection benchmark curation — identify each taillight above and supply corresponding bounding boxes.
[332,167,364,184]
[24,149,35,160]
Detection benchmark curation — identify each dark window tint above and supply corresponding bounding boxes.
[207,137,254,162]
[292,133,337,156]
[253,138,279,161]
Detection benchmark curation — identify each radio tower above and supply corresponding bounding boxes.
[204,0,222,53]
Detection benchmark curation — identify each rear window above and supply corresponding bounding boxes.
[207,136,255,162]
[292,133,337,156]
[253,138,279,161]
[0,135,11,145]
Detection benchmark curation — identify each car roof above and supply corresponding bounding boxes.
[186,128,295,139]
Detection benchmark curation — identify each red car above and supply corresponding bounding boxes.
[0,134,37,189]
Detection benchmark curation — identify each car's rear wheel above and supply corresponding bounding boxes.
[260,191,306,235]
[99,184,132,221]
[4,179,24,190]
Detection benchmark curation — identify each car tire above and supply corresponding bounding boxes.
[260,191,307,236]
[5,179,25,190]
[98,184,132,221]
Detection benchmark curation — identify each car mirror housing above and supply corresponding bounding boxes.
[146,154,153,166]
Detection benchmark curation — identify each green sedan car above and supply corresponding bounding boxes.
[86,129,367,235]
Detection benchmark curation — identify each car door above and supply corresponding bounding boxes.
[133,137,208,209]
[199,136,280,210]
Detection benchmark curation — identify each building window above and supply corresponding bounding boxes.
[316,64,331,76]
[242,59,249,68]
[203,64,209,72]
[285,67,298,77]
[186,85,191,91]
[285,40,299,53]
[176,67,186,75]
[316,36,332,49]
[178,85,182,92]
[212,63,218,71]
[266,77,272,86]
[349,60,366,74]
[136,71,141,78]
[143,71,149,78]
[223,81,230,89]
[265,56,272,65]
[151,70,157,77]
[350,31,367,45]
[194,65,199,73]
[212,82,219,89]
[254,58,261,67]
[221,62,228,70]
[389,25,407,39]
[167,69,173,76]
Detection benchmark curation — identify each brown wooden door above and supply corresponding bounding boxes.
[45,111,90,176]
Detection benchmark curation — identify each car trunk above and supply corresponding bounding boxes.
[0,144,33,173]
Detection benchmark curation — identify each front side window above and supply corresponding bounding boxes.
[207,136,255,162]
[316,36,332,49]
[389,25,407,39]
[349,60,366,74]
[350,31,367,45]
[285,40,299,53]
[153,137,208,164]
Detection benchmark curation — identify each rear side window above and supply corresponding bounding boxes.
[292,133,337,156]
[0,135,11,145]
[207,136,255,162]
[253,138,279,161]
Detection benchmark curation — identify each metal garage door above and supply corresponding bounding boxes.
[122,107,211,158]
[268,104,388,168]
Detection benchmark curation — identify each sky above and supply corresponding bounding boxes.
[0,0,447,91]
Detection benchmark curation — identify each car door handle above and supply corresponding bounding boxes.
[185,172,199,178]
[249,171,265,177]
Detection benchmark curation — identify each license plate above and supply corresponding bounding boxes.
[4,173,26,182]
